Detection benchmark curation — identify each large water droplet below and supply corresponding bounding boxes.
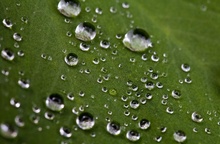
[139,119,150,130]
[58,0,81,17]
[59,126,72,138]
[75,22,96,41]
[106,121,121,135]
[123,28,152,52]
[64,53,78,66]
[0,123,18,139]
[173,130,187,143]
[1,48,15,61]
[45,93,64,111]
[76,112,95,130]
[191,112,203,123]
[126,130,140,141]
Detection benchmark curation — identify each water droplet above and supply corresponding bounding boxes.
[13,33,22,41]
[130,100,140,109]
[58,0,81,17]
[110,6,117,13]
[32,105,41,113]
[171,90,181,99]
[2,18,13,28]
[44,112,55,120]
[1,48,15,61]
[139,119,150,130]
[64,53,78,66]
[95,7,102,15]
[0,123,18,139]
[141,53,148,61]
[154,136,162,142]
[17,50,24,57]
[75,22,96,41]
[116,34,122,39]
[156,82,163,89]
[151,54,159,62]
[76,112,95,130]
[123,28,152,52]
[126,130,140,141]
[122,2,130,8]
[93,58,100,65]
[160,127,167,133]
[45,93,64,111]
[80,42,90,51]
[67,93,74,101]
[18,79,30,89]
[184,77,192,84]
[193,127,198,133]
[173,130,187,143]
[145,81,155,90]
[181,63,190,72]
[10,98,20,108]
[166,107,174,114]
[15,116,25,127]
[21,16,28,24]
[100,40,110,49]
[106,121,121,135]
[145,93,153,100]
[205,128,211,134]
[191,112,203,123]
[60,126,72,138]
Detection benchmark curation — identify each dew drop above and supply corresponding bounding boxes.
[106,121,121,136]
[154,136,162,142]
[67,93,74,101]
[191,112,203,123]
[15,116,25,127]
[1,48,15,61]
[76,112,95,130]
[123,28,152,52]
[64,53,78,66]
[166,107,174,114]
[58,0,81,17]
[10,98,20,108]
[100,40,110,49]
[126,130,140,141]
[44,112,55,120]
[75,22,96,41]
[45,93,64,111]
[95,8,102,15]
[60,126,72,138]
[122,2,130,9]
[17,50,24,57]
[181,63,190,72]
[145,81,155,90]
[184,77,192,84]
[139,119,150,130]
[171,90,181,99]
[173,130,187,143]
[205,128,211,134]
[110,6,117,13]
[13,33,22,42]
[2,18,13,28]
[18,78,30,89]
[0,123,18,139]
[130,100,140,109]
[80,42,90,51]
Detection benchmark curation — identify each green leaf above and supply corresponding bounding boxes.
[0,0,220,143]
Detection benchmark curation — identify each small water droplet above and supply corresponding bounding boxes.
[110,6,117,13]
[191,112,203,123]
[154,136,162,142]
[15,115,25,127]
[2,18,13,28]
[126,130,140,141]
[13,33,22,41]
[100,40,110,49]
[21,16,28,23]
[95,7,102,15]
[10,98,20,108]
[145,93,153,100]
[123,28,152,52]
[80,42,90,51]
[18,78,30,89]
[160,127,167,133]
[145,81,155,90]
[67,93,74,101]
[32,105,41,113]
[17,50,25,57]
[44,112,55,120]
[45,93,64,111]
[166,107,174,114]
[60,126,72,138]
[171,90,181,99]
[139,119,150,130]
[185,77,192,84]
[205,128,211,134]
[193,127,198,133]
[75,22,96,41]
[130,100,140,109]
[1,48,15,61]
[76,112,95,130]
[173,130,187,143]
[0,123,18,139]
[106,121,121,135]
[64,53,79,66]
[58,0,81,17]
[122,2,130,8]
[151,54,159,62]
[181,63,190,72]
